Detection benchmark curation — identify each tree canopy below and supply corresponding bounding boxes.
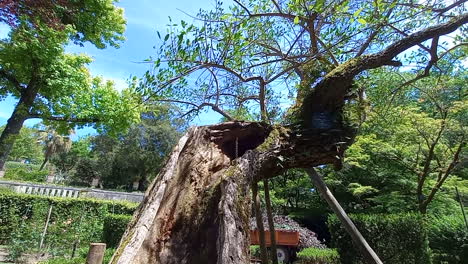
[0,0,126,48]
[0,0,141,170]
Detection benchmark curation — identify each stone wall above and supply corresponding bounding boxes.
[0,180,144,203]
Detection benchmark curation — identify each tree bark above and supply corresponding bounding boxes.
[110,124,271,264]
[39,157,48,171]
[110,15,468,264]
[0,84,39,170]
[305,168,382,264]
[111,121,354,264]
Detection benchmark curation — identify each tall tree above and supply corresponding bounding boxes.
[111,1,468,263]
[36,125,72,171]
[0,1,142,170]
[324,66,467,215]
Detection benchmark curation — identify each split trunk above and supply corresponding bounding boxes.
[111,121,353,264]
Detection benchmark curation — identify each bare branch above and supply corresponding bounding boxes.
[29,113,100,123]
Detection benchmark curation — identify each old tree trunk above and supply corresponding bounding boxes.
[110,14,468,264]
[111,122,351,264]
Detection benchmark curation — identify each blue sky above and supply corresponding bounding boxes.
[0,0,223,136]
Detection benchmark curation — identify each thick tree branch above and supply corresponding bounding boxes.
[301,13,468,118]
[0,68,24,93]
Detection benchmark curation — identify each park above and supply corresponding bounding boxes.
[0,0,467,263]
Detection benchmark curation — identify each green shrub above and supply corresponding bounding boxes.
[5,161,42,171]
[328,213,431,264]
[4,167,48,182]
[103,214,132,248]
[428,214,468,263]
[296,247,340,264]
[0,192,137,259]
[38,248,115,264]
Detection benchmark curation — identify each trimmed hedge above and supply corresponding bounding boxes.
[428,214,468,263]
[328,213,431,264]
[103,214,132,248]
[296,247,340,264]
[0,191,137,259]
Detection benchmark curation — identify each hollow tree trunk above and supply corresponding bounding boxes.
[111,121,353,264]
[110,124,272,264]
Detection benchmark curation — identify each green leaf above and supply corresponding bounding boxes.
[294,16,300,24]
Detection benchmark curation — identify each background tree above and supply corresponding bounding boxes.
[0,125,42,164]
[0,2,142,170]
[0,0,125,48]
[51,107,185,190]
[36,125,73,171]
[112,1,467,263]
[322,64,466,215]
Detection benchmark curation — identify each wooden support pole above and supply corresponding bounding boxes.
[39,205,53,250]
[252,182,268,264]
[263,179,279,264]
[305,168,383,264]
[86,243,106,264]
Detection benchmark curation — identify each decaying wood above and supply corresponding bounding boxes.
[111,14,468,264]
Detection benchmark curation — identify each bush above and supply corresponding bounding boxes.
[103,214,132,248]
[5,161,42,170]
[428,214,468,263]
[4,167,48,182]
[296,247,339,264]
[0,192,137,260]
[327,213,431,264]
[38,247,115,264]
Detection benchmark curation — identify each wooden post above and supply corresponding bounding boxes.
[39,205,53,249]
[455,187,468,231]
[305,168,383,264]
[86,243,106,264]
[263,179,278,264]
[252,182,268,264]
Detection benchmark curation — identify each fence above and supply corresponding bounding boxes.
[0,180,144,203]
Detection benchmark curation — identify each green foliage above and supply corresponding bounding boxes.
[4,167,48,182]
[296,247,340,264]
[0,10,140,167]
[53,109,184,190]
[327,213,431,264]
[38,248,115,264]
[0,126,43,164]
[428,214,468,263]
[322,67,467,215]
[249,245,260,258]
[103,214,132,248]
[5,161,41,171]
[1,0,125,49]
[0,191,137,259]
